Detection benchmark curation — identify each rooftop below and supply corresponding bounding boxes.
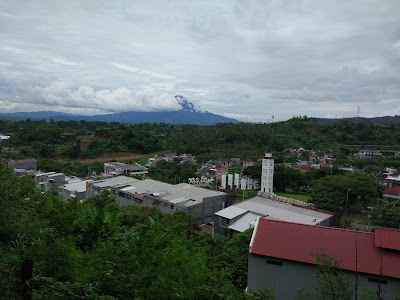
[232,196,332,225]
[383,186,400,196]
[113,179,225,207]
[91,176,139,188]
[250,218,400,279]
[61,180,93,193]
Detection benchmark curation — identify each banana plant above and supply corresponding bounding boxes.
[87,208,119,243]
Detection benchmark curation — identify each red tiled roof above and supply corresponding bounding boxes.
[298,165,309,171]
[250,218,400,279]
[375,228,400,251]
[242,159,254,163]
[11,159,36,163]
[383,186,400,196]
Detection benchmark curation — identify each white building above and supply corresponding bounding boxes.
[261,152,274,196]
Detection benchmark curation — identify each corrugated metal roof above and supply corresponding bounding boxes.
[375,228,400,251]
[93,176,139,188]
[228,212,260,232]
[251,218,400,279]
[215,206,248,219]
[114,179,226,207]
[233,197,331,225]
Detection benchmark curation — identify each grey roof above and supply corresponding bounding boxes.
[105,162,148,172]
[215,206,247,219]
[35,171,57,177]
[228,212,260,232]
[232,197,332,225]
[92,176,139,188]
[114,179,226,207]
[61,180,93,193]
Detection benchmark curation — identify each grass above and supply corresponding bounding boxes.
[275,191,311,202]
[235,189,258,202]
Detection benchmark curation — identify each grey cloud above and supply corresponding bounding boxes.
[1,0,400,121]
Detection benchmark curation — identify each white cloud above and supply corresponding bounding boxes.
[1,82,182,113]
[0,0,400,120]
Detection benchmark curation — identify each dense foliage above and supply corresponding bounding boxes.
[0,164,263,300]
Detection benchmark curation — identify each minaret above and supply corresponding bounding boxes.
[261,152,274,197]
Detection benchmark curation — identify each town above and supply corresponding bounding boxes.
[1,120,400,299]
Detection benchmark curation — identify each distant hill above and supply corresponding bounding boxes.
[0,96,239,125]
[316,115,400,125]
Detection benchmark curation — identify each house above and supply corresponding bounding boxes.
[384,175,400,188]
[35,171,58,190]
[0,134,10,144]
[247,218,400,299]
[104,162,148,177]
[356,146,382,159]
[59,179,93,200]
[242,159,255,167]
[395,152,400,158]
[383,186,400,204]
[111,179,227,224]
[42,173,67,191]
[8,159,37,172]
[230,158,241,166]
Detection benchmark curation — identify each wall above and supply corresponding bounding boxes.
[247,254,400,299]
[8,160,37,171]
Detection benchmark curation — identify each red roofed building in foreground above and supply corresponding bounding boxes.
[247,217,400,299]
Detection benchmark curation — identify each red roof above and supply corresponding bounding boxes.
[375,228,400,251]
[383,186,400,196]
[250,218,400,279]
[11,159,36,163]
[242,159,254,163]
[298,165,309,171]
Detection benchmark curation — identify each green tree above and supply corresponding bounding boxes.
[313,252,353,300]
[310,172,381,211]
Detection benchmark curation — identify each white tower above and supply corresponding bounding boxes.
[261,152,274,196]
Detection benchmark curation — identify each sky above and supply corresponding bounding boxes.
[0,0,400,122]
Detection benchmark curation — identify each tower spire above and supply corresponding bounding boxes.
[261,151,274,198]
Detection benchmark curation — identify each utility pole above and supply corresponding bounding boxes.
[342,188,352,228]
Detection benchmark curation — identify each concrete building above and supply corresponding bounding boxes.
[111,179,227,224]
[104,162,148,177]
[0,134,10,144]
[8,159,37,172]
[213,196,333,234]
[86,176,139,198]
[356,146,382,159]
[260,153,273,196]
[384,175,400,188]
[35,171,57,190]
[247,218,400,299]
[59,179,93,200]
[242,159,255,167]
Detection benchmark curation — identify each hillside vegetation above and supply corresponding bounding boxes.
[1,117,400,163]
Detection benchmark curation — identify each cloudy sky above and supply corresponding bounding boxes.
[1,0,399,121]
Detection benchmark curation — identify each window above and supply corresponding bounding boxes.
[368,278,387,285]
[267,260,283,266]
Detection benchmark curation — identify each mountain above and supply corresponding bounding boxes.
[0,96,239,125]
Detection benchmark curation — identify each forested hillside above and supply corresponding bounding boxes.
[1,117,400,163]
